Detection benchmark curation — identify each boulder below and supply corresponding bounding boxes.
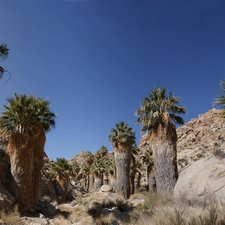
[100,185,113,192]
[174,156,225,202]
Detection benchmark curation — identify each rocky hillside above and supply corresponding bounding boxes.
[139,108,225,170]
[177,108,225,172]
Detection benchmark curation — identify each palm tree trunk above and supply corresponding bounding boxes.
[7,125,45,212]
[94,173,103,189]
[108,172,117,188]
[150,124,178,193]
[147,165,156,192]
[130,154,135,195]
[86,169,90,192]
[134,171,141,191]
[114,144,131,199]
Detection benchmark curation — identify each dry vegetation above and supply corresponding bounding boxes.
[47,191,225,225]
[0,205,21,225]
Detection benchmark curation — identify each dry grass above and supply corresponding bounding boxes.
[0,205,21,225]
[95,214,118,225]
[68,204,94,224]
[53,215,72,225]
[127,192,225,225]
[51,191,225,225]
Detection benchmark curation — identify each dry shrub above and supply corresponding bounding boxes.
[0,205,21,225]
[151,203,225,225]
[129,193,145,201]
[87,192,117,208]
[53,215,72,225]
[88,200,103,218]
[68,204,94,224]
[41,195,51,203]
[115,196,133,212]
[95,213,118,225]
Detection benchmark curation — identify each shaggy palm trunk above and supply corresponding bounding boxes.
[149,123,178,193]
[134,171,141,191]
[114,143,131,199]
[7,124,45,212]
[94,173,103,189]
[130,154,135,195]
[108,171,117,188]
[86,169,90,192]
[147,164,156,192]
[103,172,108,185]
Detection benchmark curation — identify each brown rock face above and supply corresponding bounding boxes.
[176,109,225,172]
[7,124,46,212]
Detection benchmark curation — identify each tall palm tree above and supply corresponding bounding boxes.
[0,93,56,212]
[130,144,139,194]
[136,87,186,192]
[109,121,136,199]
[0,43,9,80]
[83,151,94,191]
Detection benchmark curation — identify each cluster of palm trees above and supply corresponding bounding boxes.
[1,43,225,211]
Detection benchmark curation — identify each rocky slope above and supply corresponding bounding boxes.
[177,108,225,171]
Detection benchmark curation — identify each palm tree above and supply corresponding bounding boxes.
[71,160,80,179]
[130,144,139,194]
[141,148,156,192]
[0,93,56,212]
[105,157,116,187]
[83,151,94,191]
[214,80,225,117]
[90,158,105,189]
[134,161,142,190]
[51,158,72,178]
[51,158,72,203]
[0,43,9,80]
[136,87,186,192]
[109,121,136,199]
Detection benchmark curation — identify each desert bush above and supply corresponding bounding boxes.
[95,214,119,225]
[115,197,133,212]
[68,204,94,224]
[41,195,51,203]
[213,149,225,158]
[0,205,21,225]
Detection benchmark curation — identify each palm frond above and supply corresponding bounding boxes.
[0,93,56,135]
[136,87,186,131]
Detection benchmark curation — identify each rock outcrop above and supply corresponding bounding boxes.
[174,156,225,202]
[177,109,225,172]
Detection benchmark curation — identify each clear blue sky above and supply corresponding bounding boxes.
[0,0,225,160]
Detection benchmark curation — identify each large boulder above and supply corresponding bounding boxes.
[174,156,225,202]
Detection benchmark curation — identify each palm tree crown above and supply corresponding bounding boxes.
[109,121,136,148]
[0,43,9,79]
[0,93,56,135]
[0,44,9,60]
[136,87,186,132]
